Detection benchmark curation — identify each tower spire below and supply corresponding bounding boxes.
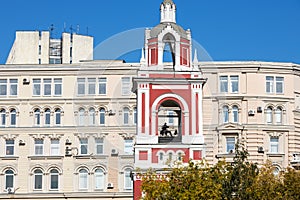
[160,0,176,23]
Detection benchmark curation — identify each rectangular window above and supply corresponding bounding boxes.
[43,78,52,96]
[230,76,239,93]
[95,138,104,155]
[54,78,62,96]
[33,79,41,96]
[267,77,274,93]
[35,139,44,155]
[0,79,7,96]
[276,77,284,94]
[77,78,85,95]
[226,137,235,153]
[80,138,88,155]
[266,76,284,94]
[220,76,228,93]
[5,140,14,156]
[122,77,131,95]
[98,78,107,95]
[270,137,279,153]
[124,139,133,155]
[266,76,274,93]
[168,111,174,125]
[9,79,18,96]
[50,139,60,156]
[88,78,96,95]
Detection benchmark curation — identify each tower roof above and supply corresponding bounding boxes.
[162,0,175,6]
[150,23,188,39]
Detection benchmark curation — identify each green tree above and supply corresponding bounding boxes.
[222,143,259,200]
[252,161,283,200]
[282,167,300,200]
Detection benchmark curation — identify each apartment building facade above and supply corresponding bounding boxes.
[0,0,299,199]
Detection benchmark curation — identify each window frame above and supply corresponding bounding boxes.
[79,169,88,190]
[226,137,235,153]
[88,78,96,95]
[33,169,43,190]
[95,138,104,155]
[50,169,59,190]
[94,168,105,190]
[33,79,41,96]
[123,107,130,125]
[9,79,18,96]
[5,139,14,156]
[124,168,133,190]
[34,139,44,155]
[98,78,107,95]
[121,77,131,96]
[50,139,60,156]
[79,138,88,155]
[5,170,14,189]
[10,109,16,126]
[0,109,6,126]
[0,79,7,96]
[124,139,133,155]
[270,137,279,153]
[54,78,62,96]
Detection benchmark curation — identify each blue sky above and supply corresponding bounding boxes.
[0,0,300,64]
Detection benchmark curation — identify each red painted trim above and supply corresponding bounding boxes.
[139,151,148,160]
[155,96,185,136]
[134,180,142,200]
[180,38,190,44]
[196,93,199,134]
[142,93,145,133]
[193,150,202,160]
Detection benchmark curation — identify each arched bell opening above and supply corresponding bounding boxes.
[157,100,182,143]
[162,33,176,67]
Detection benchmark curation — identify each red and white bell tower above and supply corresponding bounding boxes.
[133,0,207,198]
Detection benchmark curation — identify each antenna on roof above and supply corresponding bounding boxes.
[49,24,55,38]
[70,25,75,35]
[63,22,66,32]
[77,24,80,34]
[86,27,89,36]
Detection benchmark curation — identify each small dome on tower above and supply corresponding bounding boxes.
[162,0,175,6]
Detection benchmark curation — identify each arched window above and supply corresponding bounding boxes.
[177,152,183,161]
[124,168,133,190]
[168,152,173,162]
[34,109,41,126]
[10,109,16,126]
[50,169,59,190]
[79,169,88,190]
[89,108,95,125]
[34,169,43,190]
[94,168,105,190]
[78,108,85,126]
[232,106,239,123]
[5,169,14,189]
[273,166,280,176]
[266,107,273,124]
[0,109,6,126]
[222,106,229,123]
[133,107,137,124]
[275,107,282,124]
[99,108,105,125]
[54,108,61,126]
[44,108,51,126]
[159,152,164,162]
[123,107,129,125]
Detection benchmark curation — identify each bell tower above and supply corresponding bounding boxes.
[133,1,207,199]
[142,0,193,71]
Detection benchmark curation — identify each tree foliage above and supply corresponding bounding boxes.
[140,144,300,200]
